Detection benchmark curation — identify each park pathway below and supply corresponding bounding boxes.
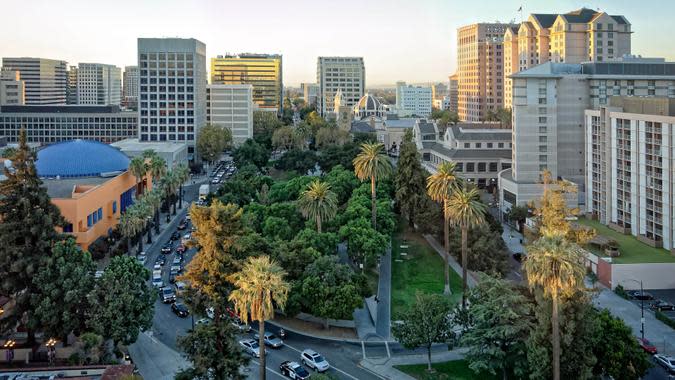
[375,246,392,339]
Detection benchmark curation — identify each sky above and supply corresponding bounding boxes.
[1,0,674,87]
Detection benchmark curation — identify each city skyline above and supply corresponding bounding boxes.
[2,0,674,86]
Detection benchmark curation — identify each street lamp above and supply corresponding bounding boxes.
[46,338,57,365]
[621,278,645,341]
[4,339,15,364]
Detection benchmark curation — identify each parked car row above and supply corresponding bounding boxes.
[627,290,675,311]
[210,161,236,184]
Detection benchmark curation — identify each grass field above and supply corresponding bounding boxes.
[576,218,675,264]
[391,219,462,319]
[395,359,497,380]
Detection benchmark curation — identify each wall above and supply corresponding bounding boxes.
[610,263,675,290]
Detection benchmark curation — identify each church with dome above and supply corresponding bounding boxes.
[353,93,387,120]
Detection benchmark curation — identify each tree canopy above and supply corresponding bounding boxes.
[197,123,232,163]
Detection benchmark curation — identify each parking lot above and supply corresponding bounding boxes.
[625,289,675,322]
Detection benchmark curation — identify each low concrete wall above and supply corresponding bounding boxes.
[295,312,355,328]
[610,263,675,290]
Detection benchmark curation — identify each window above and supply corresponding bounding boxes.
[98,208,103,221]
[464,143,470,148]
[87,214,92,227]
[63,223,73,233]
[466,162,475,172]
[489,162,498,172]
[478,163,486,172]
[539,145,547,152]
[538,117,547,123]
[539,136,547,143]
[487,143,493,148]
[539,155,547,162]
[539,164,548,171]
[475,143,482,148]
[455,163,463,172]
[112,201,117,214]
[498,142,504,148]
[538,98,547,104]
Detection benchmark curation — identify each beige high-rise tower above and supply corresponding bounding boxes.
[503,8,631,109]
[457,23,516,122]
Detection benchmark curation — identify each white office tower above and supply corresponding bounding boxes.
[1,57,66,105]
[317,57,365,117]
[206,84,253,146]
[76,63,122,105]
[395,81,432,117]
[123,66,139,108]
[137,38,207,161]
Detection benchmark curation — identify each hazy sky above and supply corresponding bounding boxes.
[1,0,673,86]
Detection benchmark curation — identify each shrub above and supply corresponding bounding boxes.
[656,310,675,330]
[614,284,629,300]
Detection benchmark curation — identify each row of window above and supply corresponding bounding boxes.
[86,207,104,228]
[140,133,194,142]
[461,142,510,149]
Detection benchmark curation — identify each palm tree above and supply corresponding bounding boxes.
[161,171,180,217]
[445,185,486,309]
[426,161,458,295]
[353,143,392,229]
[229,256,290,380]
[141,190,162,243]
[523,235,585,380]
[149,155,167,186]
[174,164,190,209]
[129,156,147,198]
[118,211,137,255]
[298,180,338,233]
[131,202,150,253]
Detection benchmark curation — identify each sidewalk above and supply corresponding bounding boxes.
[128,331,189,380]
[423,234,477,288]
[360,348,467,380]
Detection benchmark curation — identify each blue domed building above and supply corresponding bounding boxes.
[36,140,130,178]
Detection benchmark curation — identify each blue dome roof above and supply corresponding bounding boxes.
[36,140,130,178]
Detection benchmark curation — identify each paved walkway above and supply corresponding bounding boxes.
[423,234,477,288]
[360,348,467,380]
[128,331,189,380]
[375,246,392,339]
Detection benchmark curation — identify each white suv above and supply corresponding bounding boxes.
[301,349,330,372]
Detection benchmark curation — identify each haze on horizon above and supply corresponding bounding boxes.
[1,0,673,87]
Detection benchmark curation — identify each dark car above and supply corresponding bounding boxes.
[177,222,187,231]
[637,338,658,354]
[630,291,655,301]
[171,302,189,317]
[155,256,166,266]
[176,244,186,254]
[650,300,675,311]
[279,361,310,380]
[160,286,176,304]
[170,231,181,241]
[161,243,172,254]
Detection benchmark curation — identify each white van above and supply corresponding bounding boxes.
[152,270,163,287]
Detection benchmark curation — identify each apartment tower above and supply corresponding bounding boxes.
[1,57,67,105]
[317,57,365,117]
[210,54,282,112]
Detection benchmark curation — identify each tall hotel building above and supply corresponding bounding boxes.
[123,66,140,109]
[137,38,206,159]
[77,63,122,106]
[317,57,365,117]
[503,8,631,109]
[457,23,516,122]
[206,84,254,145]
[1,57,67,105]
[210,54,282,112]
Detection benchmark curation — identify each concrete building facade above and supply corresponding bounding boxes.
[301,82,319,106]
[317,57,365,117]
[1,57,67,105]
[210,54,282,112]
[123,66,139,109]
[206,84,254,145]
[77,63,122,106]
[0,69,25,105]
[137,38,207,160]
[66,66,78,105]
[448,73,459,113]
[395,81,432,117]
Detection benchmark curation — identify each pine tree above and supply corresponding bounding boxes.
[0,129,64,335]
[394,129,426,228]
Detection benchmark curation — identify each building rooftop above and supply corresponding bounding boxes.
[36,140,129,178]
[383,119,416,129]
[530,13,558,28]
[514,59,675,79]
[429,143,511,160]
[44,176,111,199]
[417,121,436,135]
[0,105,126,114]
[111,138,188,154]
[450,125,511,141]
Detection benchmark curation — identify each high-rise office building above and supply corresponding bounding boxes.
[457,23,516,122]
[123,66,139,109]
[431,82,447,100]
[210,54,282,112]
[301,83,319,106]
[137,38,207,160]
[66,66,78,104]
[317,57,365,117]
[0,69,25,105]
[448,73,459,113]
[206,84,253,146]
[395,81,432,117]
[503,8,631,109]
[1,57,67,105]
[77,63,122,106]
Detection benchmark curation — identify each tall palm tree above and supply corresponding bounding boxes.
[175,164,190,209]
[118,211,137,255]
[149,155,167,186]
[229,256,290,380]
[523,235,585,380]
[131,202,151,252]
[298,180,338,233]
[445,185,486,309]
[353,143,392,229]
[141,190,162,243]
[161,171,180,217]
[426,161,458,295]
[129,156,147,198]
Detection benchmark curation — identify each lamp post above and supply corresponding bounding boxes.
[45,338,57,365]
[4,339,15,364]
[622,278,645,340]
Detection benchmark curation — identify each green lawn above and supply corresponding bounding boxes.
[576,218,675,264]
[395,359,497,380]
[391,219,462,319]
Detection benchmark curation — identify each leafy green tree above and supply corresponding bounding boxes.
[507,205,528,230]
[353,143,392,229]
[274,149,318,174]
[395,130,426,228]
[299,256,364,328]
[339,218,388,271]
[0,129,65,336]
[292,228,338,255]
[298,180,338,233]
[447,224,509,277]
[233,139,269,170]
[30,238,96,341]
[317,142,362,172]
[323,164,359,205]
[176,322,250,380]
[253,110,282,149]
[272,125,299,150]
[315,126,350,148]
[592,309,650,380]
[1,146,17,159]
[431,109,459,128]
[197,123,232,164]
[268,176,314,203]
[262,216,294,241]
[461,275,533,379]
[392,293,454,372]
[446,185,486,309]
[87,255,155,345]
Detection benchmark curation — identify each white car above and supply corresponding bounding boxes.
[152,277,163,288]
[239,339,265,358]
[654,354,675,374]
[137,253,147,265]
[153,263,162,271]
[301,349,330,372]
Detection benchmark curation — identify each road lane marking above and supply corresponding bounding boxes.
[281,341,361,380]
[250,359,285,379]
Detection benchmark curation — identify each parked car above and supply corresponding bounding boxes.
[636,338,658,354]
[239,339,264,358]
[137,253,147,265]
[279,361,310,380]
[628,290,654,300]
[171,302,189,317]
[160,286,176,303]
[654,354,675,373]
[161,243,172,254]
[169,273,177,284]
[254,332,284,348]
[94,270,104,279]
[176,244,186,254]
[177,221,187,230]
[181,234,191,244]
[650,300,675,311]
[174,281,188,296]
[230,318,252,332]
[170,231,181,241]
[301,349,330,372]
[155,255,166,266]
[170,264,182,274]
[196,318,211,326]
[152,276,163,288]
[153,263,162,271]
